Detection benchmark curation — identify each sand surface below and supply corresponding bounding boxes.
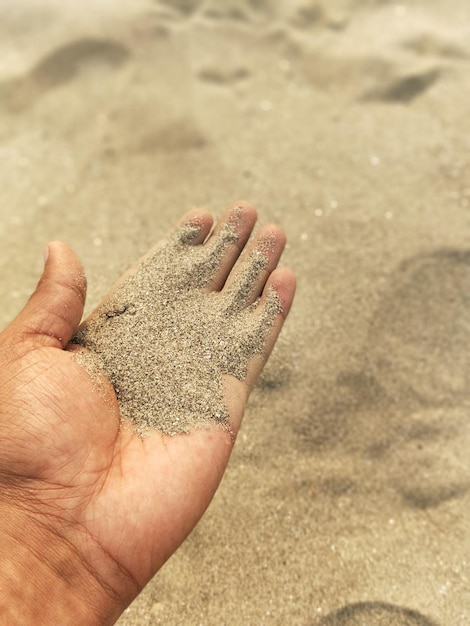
[0,1,469,624]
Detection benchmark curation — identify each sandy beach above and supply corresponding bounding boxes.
[1,1,469,624]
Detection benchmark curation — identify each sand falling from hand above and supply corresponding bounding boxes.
[72,218,281,436]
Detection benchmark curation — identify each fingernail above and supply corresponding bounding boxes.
[43,244,49,264]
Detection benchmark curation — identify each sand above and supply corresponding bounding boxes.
[0,0,469,624]
[72,217,281,436]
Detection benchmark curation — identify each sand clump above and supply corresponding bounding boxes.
[72,219,281,436]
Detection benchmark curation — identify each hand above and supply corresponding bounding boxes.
[0,203,295,625]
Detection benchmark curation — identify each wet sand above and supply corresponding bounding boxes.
[0,1,469,624]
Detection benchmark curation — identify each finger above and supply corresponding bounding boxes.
[242,266,297,392]
[203,201,258,291]
[8,241,87,349]
[219,266,296,436]
[171,208,214,246]
[221,225,287,313]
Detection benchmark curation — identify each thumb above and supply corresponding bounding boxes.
[8,242,87,349]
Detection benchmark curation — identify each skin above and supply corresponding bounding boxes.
[0,202,296,625]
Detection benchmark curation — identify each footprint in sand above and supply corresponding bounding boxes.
[403,32,468,60]
[285,0,349,31]
[197,66,251,87]
[385,407,470,510]
[297,249,470,421]
[152,1,265,28]
[198,0,347,28]
[368,249,470,406]
[0,38,129,113]
[317,601,439,626]
[202,4,248,22]
[155,0,201,17]
[400,477,469,510]
[287,1,324,29]
[361,27,470,103]
[294,248,470,512]
[364,250,470,509]
[362,66,439,103]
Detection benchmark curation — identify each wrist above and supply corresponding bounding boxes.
[0,495,134,625]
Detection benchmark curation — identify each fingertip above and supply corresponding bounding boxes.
[9,241,87,349]
[176,209,214,245]
[46,240,87,300]
[267,267,296,319]
[229,200,258,223]
[257,224,287,258]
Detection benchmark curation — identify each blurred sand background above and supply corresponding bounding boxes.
[0,0,469,624]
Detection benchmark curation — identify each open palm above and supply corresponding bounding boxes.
[0,204,295,625]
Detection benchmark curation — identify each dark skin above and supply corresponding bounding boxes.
[0,203,296,624]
